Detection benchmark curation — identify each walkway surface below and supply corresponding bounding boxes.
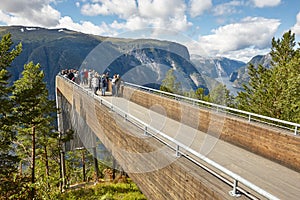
[97,93,300,200]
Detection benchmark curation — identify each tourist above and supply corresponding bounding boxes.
[88,69,93,89]
[91,73,99,95]
[115,74,121,97]
[101,74,107,96]
[111,74,117,96]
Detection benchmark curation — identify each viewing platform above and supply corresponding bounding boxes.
[56,75,300,200]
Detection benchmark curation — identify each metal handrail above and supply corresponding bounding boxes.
[123,82,300,135]
[58,75,280,199]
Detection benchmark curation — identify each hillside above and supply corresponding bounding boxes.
[1,25,263,97]
[0,26,102,98]
[190,54,245,78]
[0,26,208,98]
[190,54,246,95]
[231,54,272,88]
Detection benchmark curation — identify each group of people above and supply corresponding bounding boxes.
[60,68,121,96]
[60,69,80,84]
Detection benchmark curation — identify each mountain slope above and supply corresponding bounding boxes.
[232,54,272,88]
[190,54,246,78]
[0,26,207,98]
[190,54,246,95]
[1,26,102,98]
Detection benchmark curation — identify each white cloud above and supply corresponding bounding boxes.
[138,0,191,32]
[194,17,280,61]
[0,0,60,27]
[111,16,149,31]
[138,0,186,19]
[292,12,300,36]
[110,15,192,34]
[186,39,270,63]
[80,0,191,33]
[251,0,281,8]
[56,16,117,36]
[213,0,244,16]
[81,3,110,16]
[169,15,192,31]
[189,0,212,18]
[81,0,137,18]
[216,47,270,63]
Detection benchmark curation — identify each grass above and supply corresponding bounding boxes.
[58,180,147,200]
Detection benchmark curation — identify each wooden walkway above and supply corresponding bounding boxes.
[101,95,300,200]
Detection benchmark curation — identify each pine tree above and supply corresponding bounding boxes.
[194,87,210,102]
[35,124,60,193]
[160,69,181,94]
[0,33,22,197]
[236,64,272,116]
[195,88,205,100]
[209,84,234,106]
[34,126,61,199]
[237,30,300,124]
[269,31,300,123]
[277,50,300,123]
[11,61,57,199]
[270,30,296,66]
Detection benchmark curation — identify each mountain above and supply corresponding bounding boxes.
[0,26,207,98]
[190,54,246,95]
[83,38,207,92]
[190,54,246,78]
[231,54,272,89]
[0,26,102,98]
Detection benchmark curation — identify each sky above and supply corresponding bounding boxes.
[0,0,299,63]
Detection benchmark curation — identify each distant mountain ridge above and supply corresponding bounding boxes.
[190,54,246,78]
[190,54,246,95]
[0,26,102,98]
[1,26,206,97]
[231,54,272,88]
[0,25,268,97]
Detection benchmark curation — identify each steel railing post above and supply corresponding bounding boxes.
[229,180,241,197]
[144,126,148,136]
[176,145,180,157]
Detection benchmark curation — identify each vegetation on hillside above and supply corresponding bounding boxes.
[58,181,146,200]
[0,32,23,199]
[0,33,146,200]
[160,69,233,106]
[236,30,300,124]
[160,30,299,124]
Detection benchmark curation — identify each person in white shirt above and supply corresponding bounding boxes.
[111,74,117,96]
[91,73,100,95]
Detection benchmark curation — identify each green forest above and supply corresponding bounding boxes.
[0,33,145,199]
[0,30,299,199]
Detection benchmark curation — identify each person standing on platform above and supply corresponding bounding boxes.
[111,74,117,96]
[88,69,93,89]
[91,73,99,95]
[115,74,121,97]
[101,74,107,96]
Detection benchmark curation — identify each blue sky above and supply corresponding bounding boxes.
[0,0,299,62]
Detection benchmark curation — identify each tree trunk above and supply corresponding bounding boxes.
[92,147,99,182]
[44,145,50,189]
[19,160,22,177]
[112,158,116,180]
[59,149,66,192]
[82,150,86,182]
[31,125,36,199]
